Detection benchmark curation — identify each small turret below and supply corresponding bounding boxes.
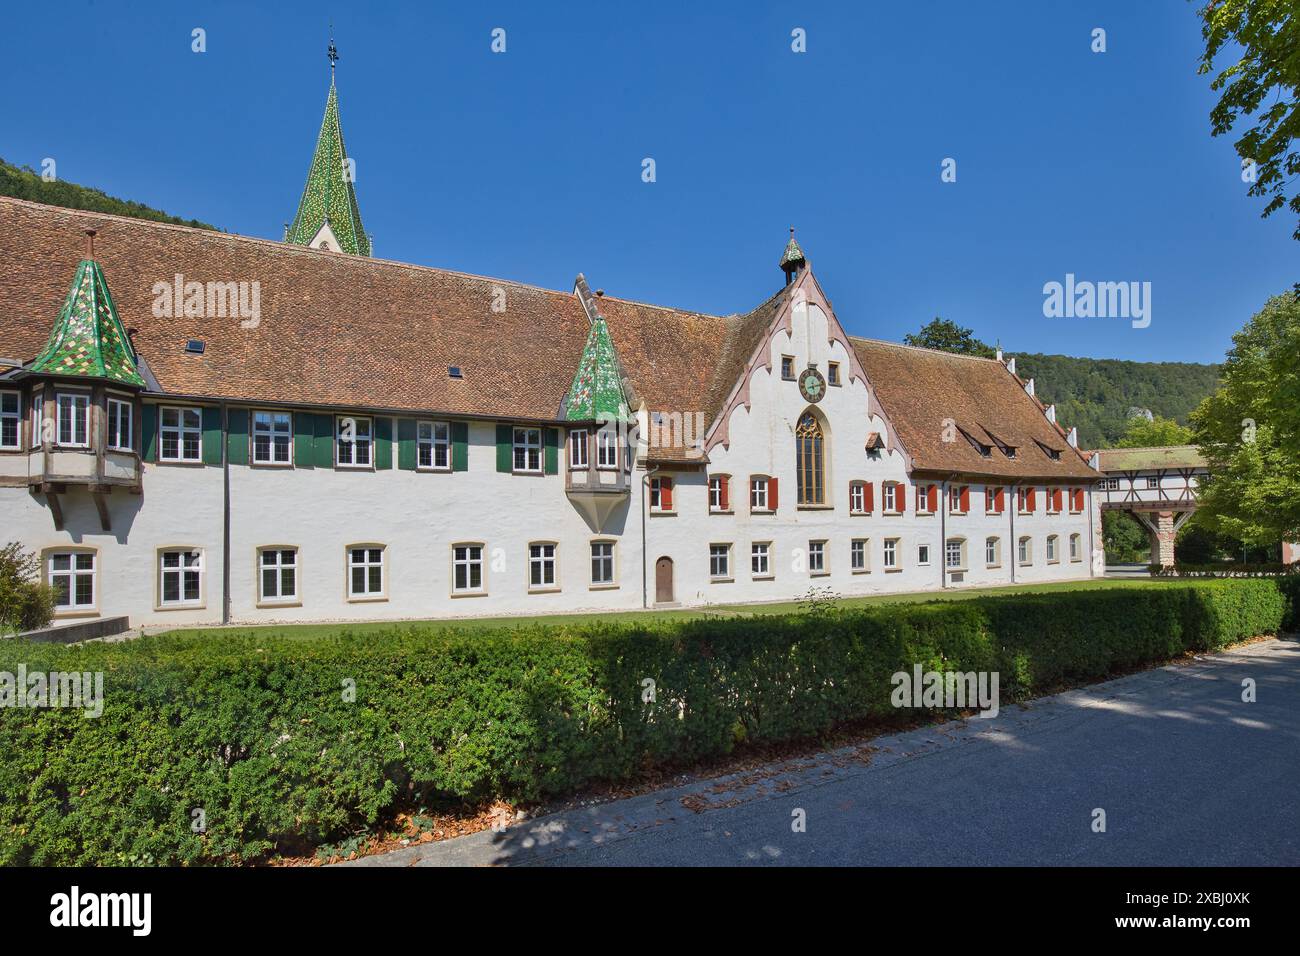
[779,227,806,285]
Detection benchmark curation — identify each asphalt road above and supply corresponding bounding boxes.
[344,637,1300,867]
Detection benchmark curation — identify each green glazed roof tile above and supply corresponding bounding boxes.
[29,259,144,386]
[286,77,370,256]
[564,316,627,421]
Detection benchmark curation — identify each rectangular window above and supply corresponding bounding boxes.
[883,538,899,570]
[850,539,867,572]
[591,541,615,586]
[253,410,292,464]
[946,539,964,570]
[596,427,618,468]
[751,542,771,577]
[808,540,826,574]
[529,543,556,589]
[106,398,132,452]
[709,544,731,580]
[49,551,94,611]
[349,546,385,597]
[1145,476,1160,489]
[161,406,203,462]
[750,477,769,511]
[918,544,931,566]
[827,362,840,386]
[56,392,89,448]
[1019,537,1032,565]
[419,421,451,470]
[781,356,795,380]
[650,476,673,512]
[260,548,297,603]
[1,391,21,449]
[883,483,897,513]
[569,428,588,469]
[1070,534,1082,561]
[159,549,202,606]
[850,482,865,514]
[337,416,373,467]
[948,484,967,514]
[1103,478,1120,491]
[453,544,485,593]
[986,537,1000,567]
[513,427,542,472]
[1046,536,1059,562]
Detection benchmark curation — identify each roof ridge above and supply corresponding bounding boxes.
[0,196,579,300]
[848,334,1002,363]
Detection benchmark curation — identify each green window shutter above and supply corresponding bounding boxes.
[294,412,315,468]
[544,427,559,475]
[226,408,249,465]
[496,423,513,473]
[202,406,224,465]
[451,421,469,471]
[314,413,335,468]
[397,418,417,470]
[375,416,393,469]
[141,404,158,462]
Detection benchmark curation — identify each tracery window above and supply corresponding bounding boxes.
[795,412,824,505]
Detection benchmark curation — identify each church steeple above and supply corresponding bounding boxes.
[286,35,370,256]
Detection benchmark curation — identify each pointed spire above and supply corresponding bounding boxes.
[564,313,627,421]
[286,35,370,256]
[779,227,806,284]
[28,231,144,386]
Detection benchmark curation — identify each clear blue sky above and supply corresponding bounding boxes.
[1,0,1291,364]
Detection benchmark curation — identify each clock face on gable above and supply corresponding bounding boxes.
[798,366,826,404]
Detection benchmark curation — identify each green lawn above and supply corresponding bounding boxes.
[155,578,1165,641]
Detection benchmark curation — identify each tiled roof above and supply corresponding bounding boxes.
[850,337,1097,481]
[1094,445,1206,472]
[1,198,1103,481]
[0,199,586,420]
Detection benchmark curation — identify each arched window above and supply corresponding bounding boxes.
[795,412,825,505]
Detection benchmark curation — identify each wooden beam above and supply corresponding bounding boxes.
[45,490,63,531]
[91,489,111,532]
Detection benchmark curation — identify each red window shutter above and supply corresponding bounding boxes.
[662,477,673,511]
[929,485,938,513]
[1027,487,1036,512]
[769,477,778,511]
[720,476,729,511]
[997,488,1005,513]
[864,481,874,513]
[898,484,907,512]
[960,486,970,512]
[1055,489,1063,512]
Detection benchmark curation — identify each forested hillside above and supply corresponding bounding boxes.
[0,157,217,230]
[902,318,1220,449]
[1013,353,1220,449]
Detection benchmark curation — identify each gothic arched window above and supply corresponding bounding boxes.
[796,412,825,505]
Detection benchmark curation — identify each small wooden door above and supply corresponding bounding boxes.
[655,556,674,603]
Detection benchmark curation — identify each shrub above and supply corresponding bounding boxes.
[0,542,55,636]
[0,579,1289,865]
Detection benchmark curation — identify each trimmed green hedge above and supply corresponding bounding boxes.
[0,579,1290,865]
